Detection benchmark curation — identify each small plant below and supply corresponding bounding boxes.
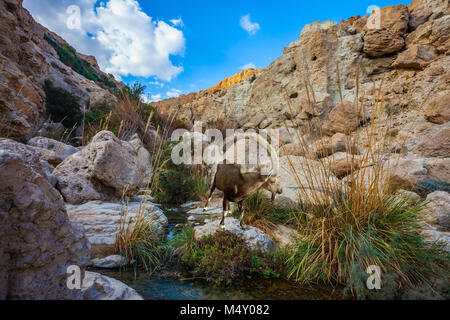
[151,141,210,204]
[173,230,285,285]
[115,205,168,276]
[415,180,450,197]
[231,191,294,234]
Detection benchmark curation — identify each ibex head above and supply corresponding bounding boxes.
[264,176,283,196]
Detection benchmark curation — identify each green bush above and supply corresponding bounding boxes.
[151,141,210,204]
[44,80,82,128]
[286,195,450,298]
[172,229,285,285]
[45,34,116,89]
[415,180,450,197]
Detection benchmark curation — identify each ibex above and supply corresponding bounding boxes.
[203,132,281,229]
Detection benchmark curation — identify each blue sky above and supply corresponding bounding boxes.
[24,0,409,102]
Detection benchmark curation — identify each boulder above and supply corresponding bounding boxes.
[311,133,359,159]
[363,4,409,57]
[89,255,127,269]
[53,131,146,204]
[0,138,57,186]
[345,156,448,192]
[277,156,340,204]
[128,134,152,188]
[66,201,167,259]
[194,218,275,253]
[421,224,450,251]
[422,191,450,229]
[0,148,90,300]
[364,30,405,57]
[392,44,438,70]
[396,189,422,204]
[424,158,450,182]
[280,143,303,157]
[27,136,79,166]
[81,271,143,300]
[415,125,450,158]
[272,224,298,248]
[325,152,366,178]
[424,91,450,124]
[322,101,368,136]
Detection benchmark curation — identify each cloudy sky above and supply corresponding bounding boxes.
[24,0,408,102]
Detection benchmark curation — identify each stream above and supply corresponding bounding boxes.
[98,205,347,300]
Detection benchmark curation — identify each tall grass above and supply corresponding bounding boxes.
[277,57,449,296]
[110,86,180,276]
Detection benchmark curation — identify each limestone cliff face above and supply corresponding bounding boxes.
[154,0,449,135]
[0,0,121,141]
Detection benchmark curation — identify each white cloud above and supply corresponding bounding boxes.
[149,80,164,88]
[150,94,162,102]
[240,62,256,70]
[140,94,151,104]
[170,18,184,27]
[166,89,182,98]
[23,0,185,81]
[240,14,260,35]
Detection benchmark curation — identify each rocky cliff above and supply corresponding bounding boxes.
[0,0,121,141]
[154,0,449,137]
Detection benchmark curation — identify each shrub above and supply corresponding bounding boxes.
[44,34,116,89]
[172,229,285,285]
[151,141,210,204]
[415,180,450,197]
[231,191,296,233]
[115,205,168,276]
[280,64,450,298]
[44,80,82,128]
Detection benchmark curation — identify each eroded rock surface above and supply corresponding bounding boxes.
[0,145,90,300]
[53,131,147,204]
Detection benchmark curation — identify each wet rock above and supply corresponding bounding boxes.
[194,218,275,253]
[180,201,201,209]
[187,207,223,216]
[82,272,143,300]
[89,255,127,269]
[66,201,167,259]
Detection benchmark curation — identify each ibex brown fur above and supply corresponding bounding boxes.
[203,132,281,228]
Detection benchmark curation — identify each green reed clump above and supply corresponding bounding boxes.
[116,208,168,276]
[152,141,210,204]
[172,228,287,286]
